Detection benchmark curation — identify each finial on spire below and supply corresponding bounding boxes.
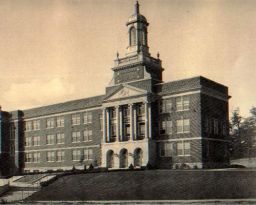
[157,52,160,59]
[135,1,140,14]
[116,52,119,59]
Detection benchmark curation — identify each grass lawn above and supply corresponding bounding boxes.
[26,169,256,201]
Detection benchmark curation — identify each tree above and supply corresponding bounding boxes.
[231,108,242,133]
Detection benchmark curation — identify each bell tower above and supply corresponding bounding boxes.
[126,1,149,56]
[109,1,164,89]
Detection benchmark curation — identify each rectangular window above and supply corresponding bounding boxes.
[72,114,81,125]
[214,119,219,135]
[72,131,81,143]
[176,96,190,111]
[46,134,55,145]
[25,121,32,131]
[46,118,54,129]
[25,137,32,147]
[176,119,190,133]
[160,99,172,113]
[56,133,65,144]
[177,141,191,156]
[25,153,33,163]
[160,143,173,157]
[159,119,172,135]
[137,104,145,116]
[99,114,103,131]
[84,112,92,124]
[83,129,92,141]
[33,136,40,146]
[72,150,81,161]
[111,124,116,137]
[33,152,40,163]
[56,116,64,127]
[138,123,145,136]
[47,151,55,162]
[33,120,40,130]
[56,150,65,162]
[84,149,93,160]
[252,136,256,146]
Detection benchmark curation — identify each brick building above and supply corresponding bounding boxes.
[0,2,230,175]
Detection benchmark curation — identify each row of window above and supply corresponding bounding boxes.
[159,96,190,114]
[204,118,227,136]
[160,118,190,135]
[25,130,93,147]
[160,141,191,157]
[25,112,93,131]
[25,149,93,163]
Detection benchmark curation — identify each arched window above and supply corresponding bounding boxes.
[129,27,136,46]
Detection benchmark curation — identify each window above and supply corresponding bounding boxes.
[177,141,190,156]
[137,104,145,116]
[160,99,172,113]
[176,96,190,111]
[83,129,92,141]
[138,123,145,136]
[33,120,40,130]
[159,119,172,135]
[176,119,190,133]
[214,119,219,135]
[25,153,33,163]
[84,149,93,161]
[160,143,173,157]
[222,122,227,136]
[111,124,116,137]
[99,114,103,131]
[25,137,32,147]
[84,112,92,124]
[46,134,55,145]
[57,116,64,127]
[25,121,32,131]
[33,152,40,163]
[72,150,81,161]
[56,133,64,144]
[129,27,136,46]
[56,150,65,162]
[33,136,40,146]
[47,151,55,162]
[72,114,80,125]
[72,131,81,143]
[46,118,54,128]
[252,136,256,146]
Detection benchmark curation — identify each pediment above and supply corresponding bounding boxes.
[105,85,147,101]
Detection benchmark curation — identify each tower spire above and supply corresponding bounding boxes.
[135,1,139,14]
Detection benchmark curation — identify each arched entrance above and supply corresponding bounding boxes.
[106,150,114,168]
[134,148,143,167]
[119,149,128,168]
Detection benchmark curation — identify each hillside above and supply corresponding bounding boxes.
[27,169,256,201]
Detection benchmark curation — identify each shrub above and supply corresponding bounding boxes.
[180,163,190,169]
[146,162,153,170]
[129,164,134,170]
[88,164,94,170]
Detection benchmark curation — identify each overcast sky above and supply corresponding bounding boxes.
[0,0,255,117]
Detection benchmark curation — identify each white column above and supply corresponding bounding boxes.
[106,108,110,142]
[148,103,152,138]
[145,102,149,139]
[102,108,106,143]
[129,104,134,141]
[119,106,123,142]
[133,104,137,140]
[116,106,119,142]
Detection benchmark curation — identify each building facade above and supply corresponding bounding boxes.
[0,2,230,175]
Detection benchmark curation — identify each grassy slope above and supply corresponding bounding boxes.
[27,170,256,201]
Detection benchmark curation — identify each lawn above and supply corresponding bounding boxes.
[26,169,256,201]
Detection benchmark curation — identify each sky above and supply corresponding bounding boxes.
[0,0,255,117]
